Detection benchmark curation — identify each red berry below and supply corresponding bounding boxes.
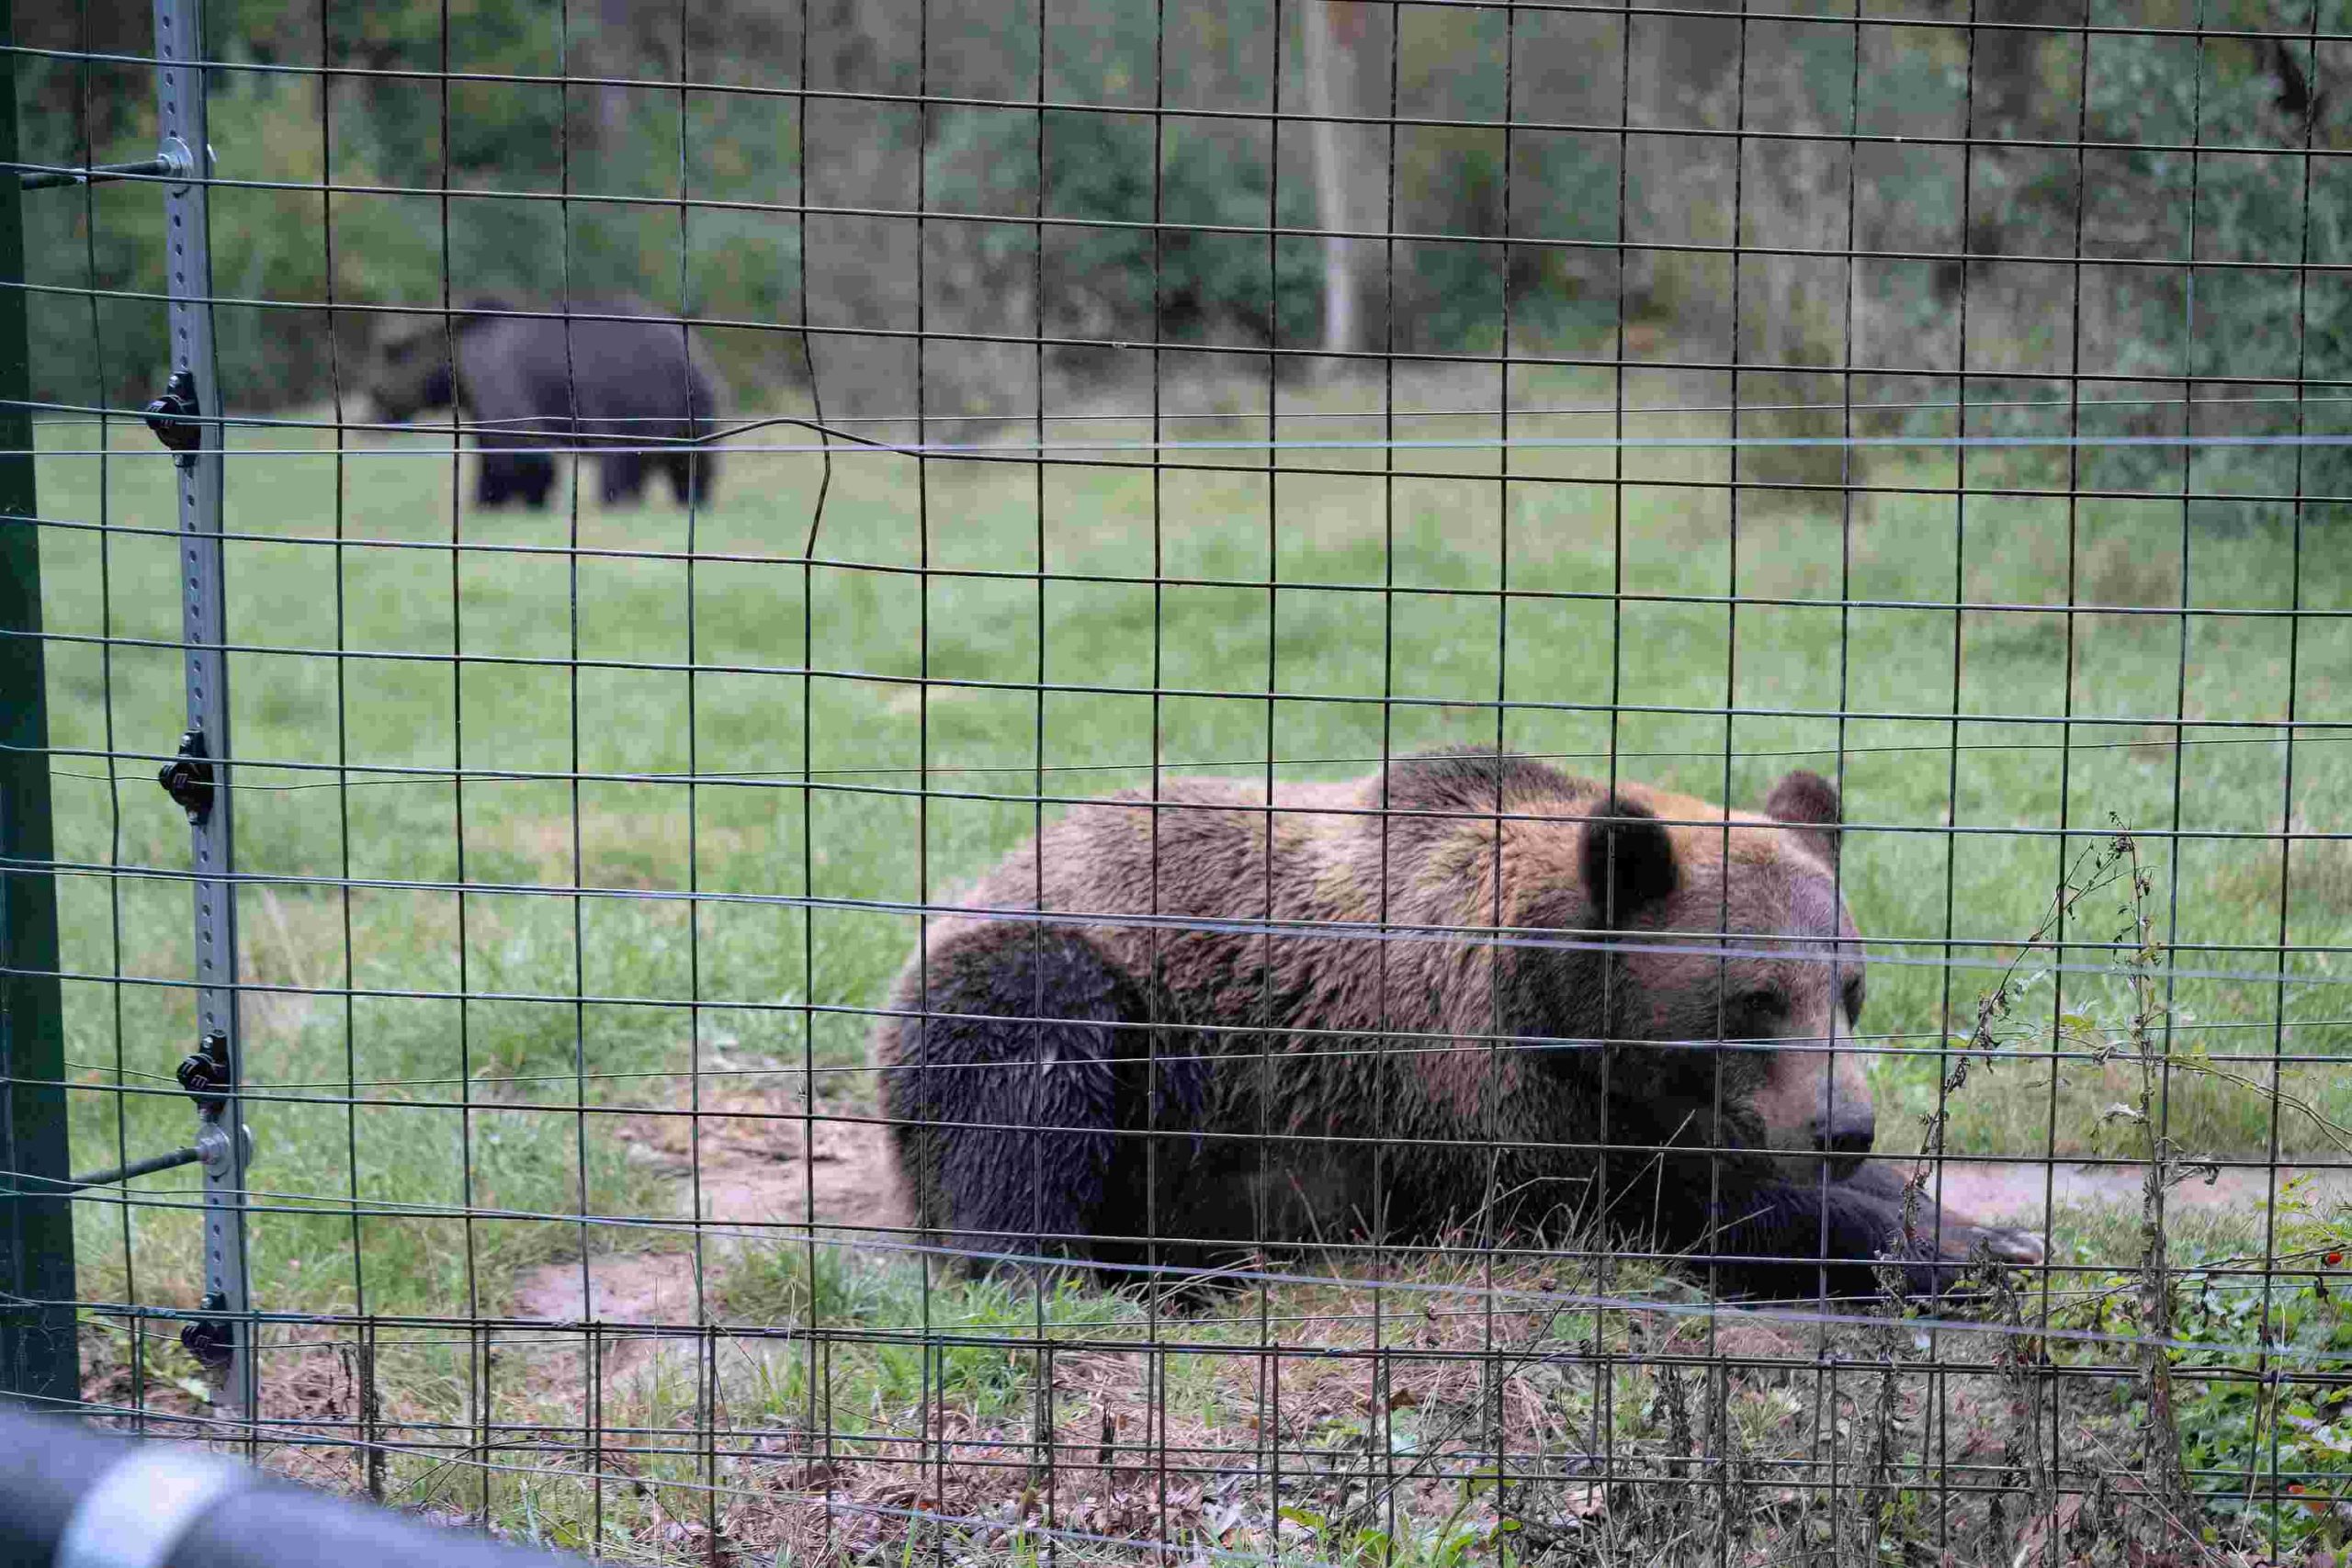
[2327,1252,2344,1267]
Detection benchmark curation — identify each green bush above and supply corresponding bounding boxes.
[928,105,1323,357]
[1954,27,2352,527]
[2171,1266,2352,1551]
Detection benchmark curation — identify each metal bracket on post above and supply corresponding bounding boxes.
[14,134,196,192]
[57,1053,250,1201]
[149,0,253,1420]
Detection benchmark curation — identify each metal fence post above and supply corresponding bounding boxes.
[147,0,254,1420]
[0,0,82,1409]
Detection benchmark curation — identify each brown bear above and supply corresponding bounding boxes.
[364,297,719,510]
[874,749,2041,1301]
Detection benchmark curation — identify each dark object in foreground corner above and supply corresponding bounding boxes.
[0,1407,583,1568]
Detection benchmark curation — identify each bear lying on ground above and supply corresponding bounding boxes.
[364,297,720,510]
[876,749,2041,1301]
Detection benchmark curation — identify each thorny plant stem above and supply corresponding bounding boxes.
[1888,829,2162,1561]
[2107,821,2193,1527]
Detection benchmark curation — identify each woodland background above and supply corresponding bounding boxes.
[20,0,2352,516]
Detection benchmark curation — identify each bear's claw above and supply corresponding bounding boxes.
[1935,1220,2044,1268]
[1884,1220,2045,1304]
[1973,1225,2045,1266]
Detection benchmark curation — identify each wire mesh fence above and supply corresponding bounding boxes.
[8,1,2352,1563]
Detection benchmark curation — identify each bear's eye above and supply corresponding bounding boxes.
[1841,975,1866,1025]
[1724,989,1787,1037]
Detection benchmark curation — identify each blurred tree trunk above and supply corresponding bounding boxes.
[597,0,634,150]
[1301,0,1364,367]
[1629,0,1741,124]
[1968,0,2055,136]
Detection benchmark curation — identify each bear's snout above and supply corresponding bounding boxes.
[1812,1108,1876,1178]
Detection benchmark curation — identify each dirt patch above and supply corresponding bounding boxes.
[1930,1156,2352,1224]
[512,1250,707,1328]
[612,1100,909,1235]
[506,1093,909,1381]
[506,1130,2352,1364]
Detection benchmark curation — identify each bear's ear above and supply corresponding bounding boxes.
[1581,795,1678,927]
[1764,769,1841,868]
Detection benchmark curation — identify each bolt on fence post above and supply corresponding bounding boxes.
[0,0,81,1411]
[149,0,254,1421]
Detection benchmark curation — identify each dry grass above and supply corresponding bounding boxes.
[70,1107,2233,1568]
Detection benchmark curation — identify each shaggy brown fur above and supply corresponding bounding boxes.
[874,749,2039,1299]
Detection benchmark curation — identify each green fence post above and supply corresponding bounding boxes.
[0,0,82,1409]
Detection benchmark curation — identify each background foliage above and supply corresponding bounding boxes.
[23,0,2347,485]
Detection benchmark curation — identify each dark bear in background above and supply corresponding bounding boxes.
[365,298,720,509]
[875,749,2042,1301]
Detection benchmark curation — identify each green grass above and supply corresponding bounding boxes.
[28,369,2352,1558]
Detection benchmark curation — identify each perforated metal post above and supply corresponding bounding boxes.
[0,0,80,1410]
[150,0,253,1419]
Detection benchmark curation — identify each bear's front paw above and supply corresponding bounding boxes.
[1942,1222,2043,1268]
[1888,1220,2043,1303]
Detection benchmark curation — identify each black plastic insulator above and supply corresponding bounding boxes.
[158,729,215,823]
[176,1030,231,1114]
[180,1292,233,1371]
[143,367,201,454]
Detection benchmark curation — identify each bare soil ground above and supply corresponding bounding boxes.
[509,1091,908,1381]
[1934,1156,2352,1222]
[502,1120,2352,1372]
